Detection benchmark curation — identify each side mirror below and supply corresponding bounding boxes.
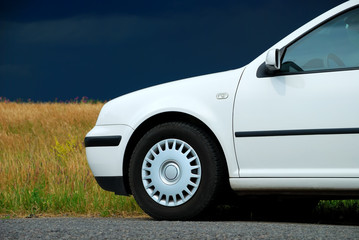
[265,48,281,72]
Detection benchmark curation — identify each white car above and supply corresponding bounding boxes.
[85,0,359,220]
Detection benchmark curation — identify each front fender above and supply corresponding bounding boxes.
[96,67,245,177]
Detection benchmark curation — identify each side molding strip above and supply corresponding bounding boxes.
[84,135,122,147]
[235,128,359,138]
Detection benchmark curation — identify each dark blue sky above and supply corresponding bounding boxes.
[1,0,345,101]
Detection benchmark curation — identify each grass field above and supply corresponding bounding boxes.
[0,102,358,221]
[0,102,143,218]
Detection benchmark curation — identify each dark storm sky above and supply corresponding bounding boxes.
[0,0,345,101]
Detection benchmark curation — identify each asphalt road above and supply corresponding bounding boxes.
[1,218,359,240]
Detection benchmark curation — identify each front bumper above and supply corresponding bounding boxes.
[95,176,128,196]
[85,124,134,195]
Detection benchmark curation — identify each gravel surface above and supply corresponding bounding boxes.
[1,218,359,240]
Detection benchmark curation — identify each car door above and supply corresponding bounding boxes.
[233,7,359,178]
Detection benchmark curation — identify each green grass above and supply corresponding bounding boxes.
[315,200,359,223]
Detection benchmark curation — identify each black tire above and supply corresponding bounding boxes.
[129,122,225,220]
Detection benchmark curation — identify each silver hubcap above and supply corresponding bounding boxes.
[160,161,180,184]
[141,139,201,207]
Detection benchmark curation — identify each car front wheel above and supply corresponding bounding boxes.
[129,122,225,220]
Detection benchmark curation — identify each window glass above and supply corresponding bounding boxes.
[281,7,359,73]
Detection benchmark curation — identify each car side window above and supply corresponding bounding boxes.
[281,7,359,73]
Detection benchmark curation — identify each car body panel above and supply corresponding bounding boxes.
[234,66,359,178]
[233,1,359,179]
[230,178,359,193]
[85,0,359,197]
[86,124,133,176]
[88,68,245,178]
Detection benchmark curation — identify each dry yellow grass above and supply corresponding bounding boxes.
[0,102,143,217]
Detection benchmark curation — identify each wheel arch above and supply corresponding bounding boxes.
[122,111,228,195]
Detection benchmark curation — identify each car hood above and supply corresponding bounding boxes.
[96,67,245,127]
